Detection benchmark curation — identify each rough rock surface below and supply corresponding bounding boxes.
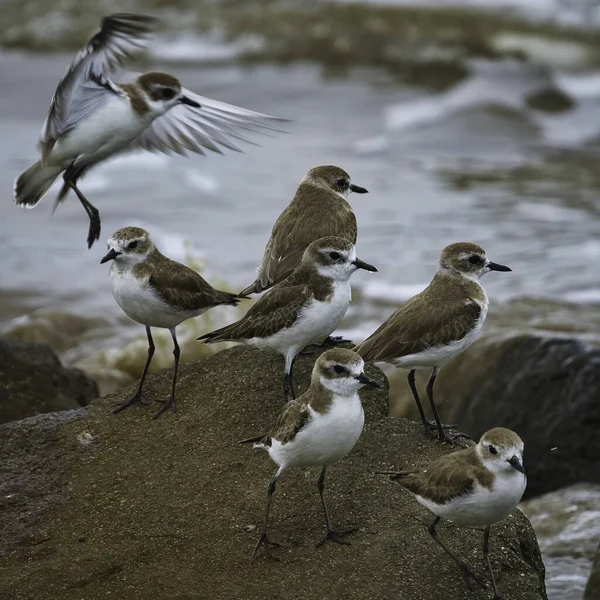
[0,345,546,600]
[585,542,600,600]
[0,337,98,424]
[392,333,600,498]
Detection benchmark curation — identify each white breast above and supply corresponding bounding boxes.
[417,470,527,527]
[109,267,199,329]
[50,95,151,167]
[268,393,365,469]
[250,280,351,357]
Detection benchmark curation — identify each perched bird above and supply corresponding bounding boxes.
[379,427,526,599]
[199,237,377,401]
[14,13,285,248]
[355,242,511,443]
[101,226,245,419]
[242,348,379,558]
[240,165,368,296]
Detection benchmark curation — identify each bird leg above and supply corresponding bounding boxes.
[253,470,282,560]
[153,329,180,419]
[113,326,154,414]
[62,169,101,249]
[428,517,487,591]
[425,368,471,443]
[407,370,457,433]
[315,466,358,548]
[282,356,296,402]
[483,525,502,600]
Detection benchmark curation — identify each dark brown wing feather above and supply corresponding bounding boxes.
[355,277,481,362]
[144,255,241,312]
[200,284,310,342]
[241,185,357,294]
[241,399,312,447]
[390,448,487,504]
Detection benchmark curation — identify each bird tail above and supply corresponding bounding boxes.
[197,323,236,344]
[375,470,409,481]
[215,290,251,307]
[14,160,63,208]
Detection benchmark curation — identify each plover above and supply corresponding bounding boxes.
[200,237,377,401]
[14,13,285,248]
[101,226,244,419]
[240,165,368,296]
[355,242,511,443]
[379,427,526,599]
[242,348,379,558]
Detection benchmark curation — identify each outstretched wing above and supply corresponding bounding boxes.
[127,87,288,157]
[40,13,156,161]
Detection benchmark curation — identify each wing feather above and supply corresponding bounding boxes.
[40,13,156,161]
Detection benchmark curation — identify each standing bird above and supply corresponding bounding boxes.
[379,427,526,599]
[14,13,285,248]
[242,348,379,558]
[240,165,368,296]
[199,237,377,401]
[355,242,511,443]
[101,226,245,419]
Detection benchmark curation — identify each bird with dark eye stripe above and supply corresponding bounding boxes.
[239,165,370,299]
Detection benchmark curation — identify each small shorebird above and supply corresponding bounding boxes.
[200,237,377,401]
[240,165,368,296]
[14,13,285,248]
[355,242,511,443]
[379,427,526,599]
[101,226,244,419]
[242,348,379,558]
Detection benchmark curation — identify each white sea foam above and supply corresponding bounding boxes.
[362,280,428,302]
[183,170,220,194]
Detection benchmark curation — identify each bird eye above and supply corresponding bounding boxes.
[336,178,347,187]
[468,255,481,265]
[488,445,497,455]
[162,87,175,100]
[128,241,138,250]
[333,365,346,374]
[329,252,341,260]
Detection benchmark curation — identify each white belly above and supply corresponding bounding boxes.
[110,268,201,329]
[49,96,151,167]
[417,472,527,527]
[392,299,488,370]
[249,280,351,357]
[268,394,365,468]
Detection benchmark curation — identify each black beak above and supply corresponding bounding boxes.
[488,261,512,272]
[352,257,378,272]
[179,96,201,108]
[350,184,369,194]
[508,456,526,474]
[100,248,121,264]
[355,372,380,388]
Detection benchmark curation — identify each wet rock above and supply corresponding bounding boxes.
[0,337,98,424]
[585,542,600,600]
[0,345,546,599]
[435,333,600,498]
[525,86,574,112]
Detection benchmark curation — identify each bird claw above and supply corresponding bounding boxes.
[112,392,147,414]
[152,397,176,420]
[325,336,352,346]
[424,419,458,431]
[315,526,358,548]
[253,534,281,560]
[440,431,472,444]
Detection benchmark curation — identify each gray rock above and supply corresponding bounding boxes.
[0,345,546,599]
[0,337,98,424]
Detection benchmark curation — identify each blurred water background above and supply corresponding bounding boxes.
[0,1,599,597]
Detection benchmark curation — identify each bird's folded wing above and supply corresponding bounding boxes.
[40,13,156,161]
[148,262,236,312]
[127,87,288,157]
[269,401,312,445]
[395,454,477,504]
[355,296,481,362]
[256,204,357,290]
